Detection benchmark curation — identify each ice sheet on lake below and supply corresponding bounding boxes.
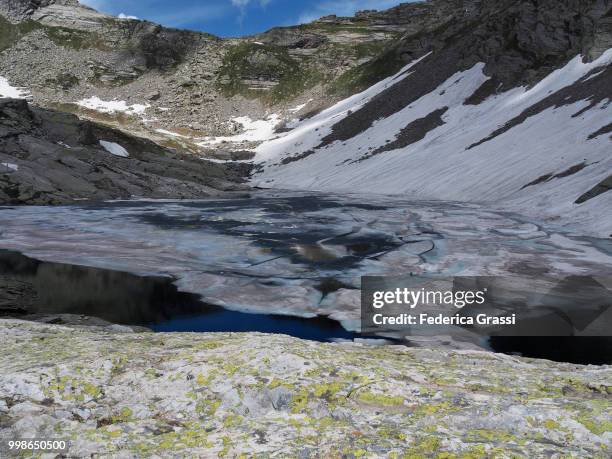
[0,192,611,331]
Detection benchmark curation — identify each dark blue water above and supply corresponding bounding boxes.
[1,249,609,364]
[150,310,356,341]
[0,249,357,342]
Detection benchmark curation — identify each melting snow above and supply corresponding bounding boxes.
[155,129,190,139]
[253,53,430,162]
[0,76,31,99]
[1,162,19,171]
[198,115,281,147]
[99,141,129,157]
[77,97,149,116]
[289,99,312,113]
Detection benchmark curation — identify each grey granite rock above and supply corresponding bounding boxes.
[0,319,610,457]
[0,98,249,204]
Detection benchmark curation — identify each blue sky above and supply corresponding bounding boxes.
[80,1,409,37]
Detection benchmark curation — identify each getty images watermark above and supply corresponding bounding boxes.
[370,285,517,326]
[361,275,612,337]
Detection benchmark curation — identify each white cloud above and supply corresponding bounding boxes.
[230,0,274,24]
[118,13,139,20]
[297,0,407,24]
[231,0,250,22]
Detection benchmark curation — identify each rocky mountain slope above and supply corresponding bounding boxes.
[0,98,247,204]
[0,0,415,140]
[1,319,610,457]
[253,0,612,237]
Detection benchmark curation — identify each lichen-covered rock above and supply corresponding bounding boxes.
[0,319,610,457]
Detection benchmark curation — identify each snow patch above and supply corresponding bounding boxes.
[0,76,31,100]
[155,129,190,139]
[204,158,252,164]
[289,99,312,113]
[77,97,149,116]
[99,141,129,158]
[198,115,281,147]
[1,162,19,171]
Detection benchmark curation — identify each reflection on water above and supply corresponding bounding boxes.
[0,250,356,341]
[1,248,610,363]
[489,337,612,365]
[150,312,357,341]
[0,249,203,324]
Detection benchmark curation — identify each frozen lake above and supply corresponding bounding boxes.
[1,191,611,335]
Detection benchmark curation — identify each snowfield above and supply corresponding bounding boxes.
[252,50,612,237]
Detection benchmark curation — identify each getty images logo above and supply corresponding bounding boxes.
[372,287,487,309]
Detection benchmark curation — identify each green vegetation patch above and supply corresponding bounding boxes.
[357,391,405,407]
[45,25,107,50]
[329,46,405,96]
[0,15,106,52]
[45,72,80,90]
[0,17,43,51]
[217,42,322,104]
[323,40,390,64]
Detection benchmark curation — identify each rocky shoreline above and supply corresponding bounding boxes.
[0,319,610,457]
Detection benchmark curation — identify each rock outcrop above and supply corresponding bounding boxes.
[0,319,610,457]
[0,1,81,21]
[0,0,409,138]
[0,98,248,204]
